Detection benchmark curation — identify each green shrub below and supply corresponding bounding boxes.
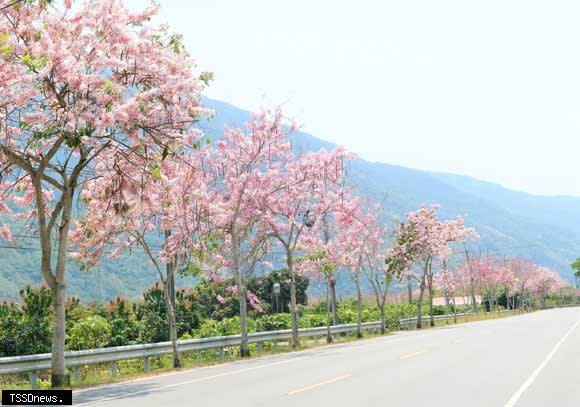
[194,316,257,338]
[361,308,381,322]
[256,313,292,331]
[0,286,53,357]
[67,315,111,350]
[108,318,142,347]
[337,308,357,324]
[178,332,194,341]
[299,313,327,328]
[432,305,447,316]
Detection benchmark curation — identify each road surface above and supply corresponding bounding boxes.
[73,307,580,407]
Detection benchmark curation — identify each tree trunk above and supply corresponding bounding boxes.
[164,232,181,367]
[326,278,332,344]
[355,275,363,338]
[287,255,300,348]
[427,271,434,327]
[289,279,299,348]
[465,249,478,313]
[323,214,338,327]
[164,284,181,368]
[445,291,450,324]
[379,305,386,334]
[232,229,250,357]
[50,282,68,387]
[470,277,478,313]
[50,183,75,388]
[407,276,413,304]
[330,277,338,325]
[237,284,251,356]
[416,275,426,329]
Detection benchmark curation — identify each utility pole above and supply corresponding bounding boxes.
[464,247,478,313]
[323,214,338,326]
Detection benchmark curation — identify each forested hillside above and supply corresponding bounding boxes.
[1,98,578,301]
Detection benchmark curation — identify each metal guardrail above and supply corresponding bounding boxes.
[4,306,576,388]
[0,320,383,386]
[399,312,472,329]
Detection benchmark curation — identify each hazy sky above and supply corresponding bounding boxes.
[127,0,580,197]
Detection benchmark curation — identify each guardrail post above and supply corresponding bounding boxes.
[30,371,37,390]
[73,366,81,384]
[111,361,118,378]
[273,340,278,350]
[257,342,263,352]
[143,358,149,372]
[219,346,224,360]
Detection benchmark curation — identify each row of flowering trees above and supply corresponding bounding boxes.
[434,257,568,313]
[0,0,389,385]
[385,205,570,328]
[0,0,572,389]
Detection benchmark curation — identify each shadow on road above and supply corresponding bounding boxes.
[73,381,169,405]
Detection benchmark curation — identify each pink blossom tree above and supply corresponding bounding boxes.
[433,263,460,322]
[499,261,517,310]
[260,146,353,347]
[320,214,340,328]
[360,215,392,334]
[387,205,478,328]
[454,260,485,313]
[72,148,213,368]
[469,257,516,311]
[207,109,293,356]
[463,248,481,313]
[337,199,389,337]
[469,257,499,311]
[296,235,338,344]
[509,258,537,310]
[529,266,567,308]
[301,196,387,338]
[0,0,209,385]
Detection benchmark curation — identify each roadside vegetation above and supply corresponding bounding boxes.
[1,273,578,395]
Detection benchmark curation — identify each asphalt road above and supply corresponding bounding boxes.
[72,307,580,407]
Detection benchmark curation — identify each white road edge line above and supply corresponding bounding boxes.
[504,313,580,407]
[71,331,426,397]
[71,330,456,406]
[71,312,535,405]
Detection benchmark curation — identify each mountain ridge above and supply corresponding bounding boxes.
[0,98,578,301]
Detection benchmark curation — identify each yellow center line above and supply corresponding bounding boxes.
[400,350,428,360]
[287,374,352,396]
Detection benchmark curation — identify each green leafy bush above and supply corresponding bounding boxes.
[195,316,257,338]
[256,313,292,331]
[337,308,357,324]
[299,313,327,328]
[0,286,52,357]
[67,315,111,350]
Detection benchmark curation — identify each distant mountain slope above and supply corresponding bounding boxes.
[0,98,578,301]
[430,172,580,235]
[202,99,580,281]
